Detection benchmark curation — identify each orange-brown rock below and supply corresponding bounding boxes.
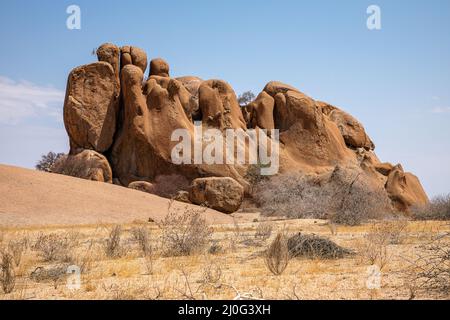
[60,43,429,214]
[263,81,355,172]
[385,165,429,212]
[198,80,247,130]
[110,65,249,190]
[51,149,113,183]
[149,58,170,77]
[120,46,148,73]
[189,177,244,213]
[96,43,120,82]
[128,181,155,194]
[63,62,120,153]
[328,107,374,150]
[246,91,275,130]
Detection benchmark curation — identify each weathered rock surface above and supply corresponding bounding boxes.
[150,58,170,77]
[189,177,244,213]
[96,43,120,82]
[120,46,148,73]
[385,165,429,212]
[52,149,113,183]
[59,43,429,214]
[63,62,120,153]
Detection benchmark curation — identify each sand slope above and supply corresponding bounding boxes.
[0,164,233,228]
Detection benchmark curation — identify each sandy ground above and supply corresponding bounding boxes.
[0,218,448,300]
[0,164,233,227]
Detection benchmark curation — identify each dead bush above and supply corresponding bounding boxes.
[8,238,27,267]
[254,166,392,225]
[357,221,406,270]
[254,221,273,241]
[264,233,290,275]
[153,174,190,198]
[30,265,68,289]
[160,203,212,256]
[412,194,450,221]
[32,233,76,262]
[0,251,15,294]
[402,234,450,299]
[105,225,123,258]
[287,233,352,259]
[201,263,222,284]
[130,227,152,257]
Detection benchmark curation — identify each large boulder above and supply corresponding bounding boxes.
[327,107,374,150]
[96,43,120,82]
[385,165,429,212]
[149,58,170,77]
[189,177,244,213]
[120,46,148,73]
[128,181,155,194]
[63,62,120,153]
[246,91,275,130]
[51,149,112,183]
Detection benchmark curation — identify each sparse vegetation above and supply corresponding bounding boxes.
[105,226,123,258]
[402,232,450,299]
[254,166,392,225]
[0,250,15,294]
[413,194,450,221]
[254,221,273,241]
[130,227,152,257]
[264,232,290,275]
[159,203,212,256]
[35,151,65,172]
[32,233,75,262]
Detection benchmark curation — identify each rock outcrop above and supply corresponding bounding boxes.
[59,42,429,214]
[63,62,120,153]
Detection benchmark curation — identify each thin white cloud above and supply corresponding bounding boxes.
[0,76,65,124]
[432,106,450,114]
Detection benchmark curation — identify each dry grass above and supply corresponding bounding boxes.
[0,217,449,300]
[264,233,290,275]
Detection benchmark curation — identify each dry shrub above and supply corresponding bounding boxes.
[254,221,273,241]
[130,227,152,257]
[201,262,222,284]
[153,174,190,198]
[412,194,450,221]
[287,233,352,259]
[105,225,123,258]
[264,233,290,275]
[402,233,450,299]
[357,221,406,270]
[160,203,212,256]
[0,251,15,294]
[8,238,27,267]
[254,166,392,225]
[30,265,68,289]
[32,232,77,262]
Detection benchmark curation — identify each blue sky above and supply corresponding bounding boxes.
[0,0,449,196]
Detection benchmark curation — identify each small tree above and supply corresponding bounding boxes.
[36,152,65,172]
[238,91,255,106]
